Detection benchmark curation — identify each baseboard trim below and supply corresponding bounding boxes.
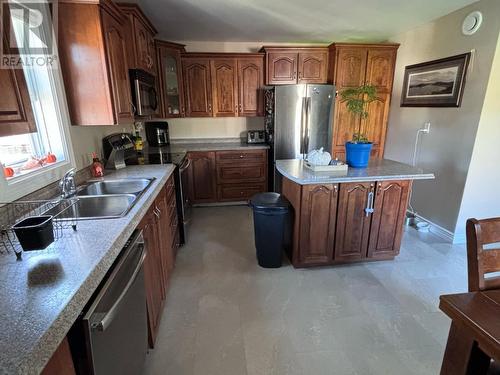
[408,211,455,243]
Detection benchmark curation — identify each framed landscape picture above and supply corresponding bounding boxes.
[401,53,470,107]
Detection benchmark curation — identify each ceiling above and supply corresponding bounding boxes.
[133,0,478,43]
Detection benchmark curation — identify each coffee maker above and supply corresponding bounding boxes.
[145,121,170,146]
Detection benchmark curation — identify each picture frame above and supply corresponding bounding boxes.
[401,53,471,107]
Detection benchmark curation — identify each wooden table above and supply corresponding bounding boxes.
[440,290,500,374]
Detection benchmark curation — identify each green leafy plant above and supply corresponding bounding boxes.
[339,85,378,143]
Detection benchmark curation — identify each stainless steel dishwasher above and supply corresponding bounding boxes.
[81,230,148,375]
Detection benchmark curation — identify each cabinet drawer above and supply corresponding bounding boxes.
[216,163,266,184]
[216,150,267,164]
[217,183,266,201]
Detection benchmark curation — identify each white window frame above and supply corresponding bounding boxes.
[0,5,76,202]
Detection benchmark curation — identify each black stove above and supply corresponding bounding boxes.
[130,145,189,246]
[134,145,187,166]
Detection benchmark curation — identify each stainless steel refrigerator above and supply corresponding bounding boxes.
[264,84,336,192]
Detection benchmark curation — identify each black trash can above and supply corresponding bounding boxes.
[249,192,291,268]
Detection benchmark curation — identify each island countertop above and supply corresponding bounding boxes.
[0,165,175,375]
[276,159,435,185]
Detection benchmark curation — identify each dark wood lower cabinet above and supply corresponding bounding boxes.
[299,184,338,265]
[188,151,217,203]
[141,177,179,348]
[142,210,164,348]
[188,149,268,204]
[367,180,410,259]
[281,177,412,268]
[41,337,76,375]
[334,182,374,262]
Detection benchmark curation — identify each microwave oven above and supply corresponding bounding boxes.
[129,69,158,117]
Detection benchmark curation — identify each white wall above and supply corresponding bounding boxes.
[385,0,500,235]
[68,125,129,170]
[454,32,500,241]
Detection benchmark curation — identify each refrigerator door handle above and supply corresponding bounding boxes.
[299,97,308,156]
[304,97,311,155]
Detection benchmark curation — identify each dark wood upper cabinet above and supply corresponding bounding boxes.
[368,180,410,259]
[332,47,367,88]
[187,151,217,203]
[0,37,36,137]
[210,58,238,117]
[182,57,212,117]
[297,51,328,84]
[155,40,186,118]
[181,53,264,118]
[335,182,374,262]
[328,43,398,160]
[365,48,397,93]
[58,0,133,125]
[262,47,328,85]
[117,3,157,75]
[101,9,135,124]
[266,51,297,85]
[237,56,264,116]
[299,184,338,265]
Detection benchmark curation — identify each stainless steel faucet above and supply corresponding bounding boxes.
[59,168,77,198]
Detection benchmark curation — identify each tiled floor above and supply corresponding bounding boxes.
[143,206,468,375]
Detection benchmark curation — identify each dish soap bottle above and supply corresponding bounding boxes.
[134,131,143,151]
[91,152,104,177]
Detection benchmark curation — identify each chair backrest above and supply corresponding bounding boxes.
[466,218,500,292]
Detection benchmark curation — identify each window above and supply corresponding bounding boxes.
[1,4,67,179]
[0,1,74,201]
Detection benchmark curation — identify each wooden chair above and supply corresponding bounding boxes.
[466,218,500,375]
[466,218,500,292]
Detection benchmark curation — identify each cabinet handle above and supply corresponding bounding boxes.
[235,105,239,113]
[239,104,242,112]
[239,154,244,158]
[298,71,302,79]
[377,183,382,195]
[208,104,212,112]
[130,101,136,115]
[365,191,374,217]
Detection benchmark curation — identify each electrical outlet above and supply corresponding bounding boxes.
[422,122,431,133]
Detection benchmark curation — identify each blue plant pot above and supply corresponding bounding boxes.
[345,142,373,168]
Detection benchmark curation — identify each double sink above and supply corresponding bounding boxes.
[48,178,155,220]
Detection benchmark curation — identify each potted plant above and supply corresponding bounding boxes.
[340,85,378,168]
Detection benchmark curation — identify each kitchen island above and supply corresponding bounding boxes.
[276,159,434,268]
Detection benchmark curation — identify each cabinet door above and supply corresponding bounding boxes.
[237,57,264,116]
[335,182,374,261]
[134,19,155,74]
[297,51,328,84]
[334,47,367,87]
[332,98,361,158]
[101,10,134,124]
[210,58,238,117]
[183,58,212,117]
[299,184,338,265]
[157,45,184,117]
[142,212,164,348]
[359,93,390,158]
[0,63,36,137]
[156,190,173,291]
[267,52,297,85]
[365,48,396,93]
[188,151,217,203]
[368,181,410,259]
